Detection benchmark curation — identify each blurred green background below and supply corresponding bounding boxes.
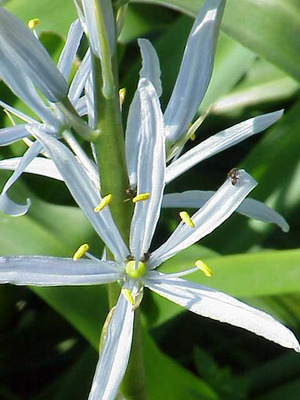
[0,0,299,399]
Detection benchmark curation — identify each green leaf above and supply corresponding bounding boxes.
[199,33,256,112]
[143,330,219,400]
[213,59,300,114]
[166,248,300,297]
[33,348,97,400]
[255,378,300,400]
[133,0,300,82]
[5,0,77,37]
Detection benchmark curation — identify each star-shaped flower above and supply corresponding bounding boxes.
[0,79,298,400]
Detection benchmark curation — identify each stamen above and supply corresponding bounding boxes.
[132,193,150,203]
[195,259,213,277]
[122,288,135,305]
[132,287,144,311]
[73,243,89,261]
[99,306,116,354]
[119,88,126,105]
[179,211,195,228]
[28,18,40,30]
[3,109,16,126]
[94,194,112,212]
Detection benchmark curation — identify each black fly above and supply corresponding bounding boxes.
[228,168,239,186]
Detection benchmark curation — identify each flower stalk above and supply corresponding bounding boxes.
[88,4,147,397]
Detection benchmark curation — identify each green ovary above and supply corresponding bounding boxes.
[125,260,146,279]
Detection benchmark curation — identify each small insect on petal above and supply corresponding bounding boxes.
[132,192,150,203]
[73,243,89,261]
[27,18,40,30]
[228,168,239,186]
[122,288,135,305]
[94,194,112,212]
[195,259,213,277]
[179,211,195,228]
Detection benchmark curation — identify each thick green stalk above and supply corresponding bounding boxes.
[91,18,147,398]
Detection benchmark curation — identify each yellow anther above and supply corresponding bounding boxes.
[195,259,213,277]
[122,288,135,305]
[190,133,196,141]
[179,211,195,228]
[73,243,89,261]
[28,18,40,29]
[132,193,150,203]
[94,194,112,212]
[125,260,146,279]
[119,88,126,105]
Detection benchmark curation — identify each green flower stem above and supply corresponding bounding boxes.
[57,97,99,142]
[120,309,148,399]
[92,37,147,399]
[93,0,115,99]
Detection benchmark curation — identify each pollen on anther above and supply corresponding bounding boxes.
[179,211,195,228]
[132,193,150,203]
[122,288,135,305]
[28,18,40,29]
[73,243,89,261]
[119,88,126,105]
[94,194,112,212]
[195,259,213,277]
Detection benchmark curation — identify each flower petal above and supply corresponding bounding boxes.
[58,19,83,80]
[162,190,289,232]
[0,100,36,123]
[0,157,63,181]
[81,0,116,58]
[85,74,96,128]
[149,170,256,268]
[0,125,30,146]
[0,7,68,102]
[130,79,165,260]
[138,38,162,97]
[69,50,92,105]
[0,140,43,216]
[0,256,121,286]
[125,89,141,188]
[0,46,60,126]
[125,39,162,188]
[164,0,225,143]
[166,110,284,184]
[30,129,129,262]
[89,292,134,400]
[145,274,300,352]
[75,96,88,116]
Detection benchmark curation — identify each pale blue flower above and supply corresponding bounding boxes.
[0,79,298,400]
[0,15,94,216]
